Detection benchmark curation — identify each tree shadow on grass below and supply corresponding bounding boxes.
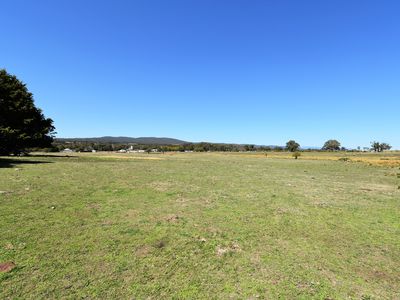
[0,158,53,168]
[28,154,77,158]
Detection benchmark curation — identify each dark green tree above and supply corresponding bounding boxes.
[244,144,255,151]
[285,140,300,152]
[371,141,380,152]
[371,141,392,152]
[322,139,341,151]
[0,69,55,155]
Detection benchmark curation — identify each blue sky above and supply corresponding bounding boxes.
[1,0,399,149]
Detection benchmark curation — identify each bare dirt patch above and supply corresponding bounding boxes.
[216,242,241,256]
[87,203,101,210]
[135,245,152,257]
[165,214,180,223]
[124,209,139,219]
[360,183,394,192]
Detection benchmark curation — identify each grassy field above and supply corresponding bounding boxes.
[1,152,399,299]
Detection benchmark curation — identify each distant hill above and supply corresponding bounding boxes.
[56,136,188,145]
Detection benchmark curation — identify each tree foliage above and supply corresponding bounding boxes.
[322,139,341,151]
[371,141,391,152]
[286,140,300,152]
[0,69,55,155]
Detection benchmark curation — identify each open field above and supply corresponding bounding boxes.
[1,152,399,299]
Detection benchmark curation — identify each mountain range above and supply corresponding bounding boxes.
[56,136,188,145]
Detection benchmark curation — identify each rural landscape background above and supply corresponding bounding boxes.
[1,0,400,299]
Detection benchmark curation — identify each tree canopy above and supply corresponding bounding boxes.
[371,141,392,152]
[285,140,300,152]
[322,139,341,151]
[0,69,55,155]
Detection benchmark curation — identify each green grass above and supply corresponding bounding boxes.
[1,152,399,299]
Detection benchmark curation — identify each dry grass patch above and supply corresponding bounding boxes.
[216,242,241,256]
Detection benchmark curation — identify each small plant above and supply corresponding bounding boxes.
[338,157,350,162]
[292,152,301,159]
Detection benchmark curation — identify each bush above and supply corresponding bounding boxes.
[292,152,301,159]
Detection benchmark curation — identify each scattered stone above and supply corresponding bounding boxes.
[4,243,14,250]
[24,187,30,191]
[0,261,16,273]
[231,242,241,251]
[216,246,230,256]
[0,191,8,194]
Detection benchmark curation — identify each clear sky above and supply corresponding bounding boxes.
[1,0,399,149]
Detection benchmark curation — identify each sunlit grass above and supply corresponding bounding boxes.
[1,152,399,298]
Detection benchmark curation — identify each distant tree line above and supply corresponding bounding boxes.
[370,141,392,152]
[49,141,289,153]
[37,138,393,154]
[44,139,392,153]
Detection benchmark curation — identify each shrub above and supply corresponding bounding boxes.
[338,157,350,162]
[292,152,301,159]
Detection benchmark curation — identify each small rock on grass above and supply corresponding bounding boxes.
[4,243,14,250]
[0,262,16,273]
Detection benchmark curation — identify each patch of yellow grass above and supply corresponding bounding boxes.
[225,152,400,167]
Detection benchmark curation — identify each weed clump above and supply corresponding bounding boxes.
[338,157,351,162]
[154,240,167,249]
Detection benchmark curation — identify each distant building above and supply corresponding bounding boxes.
[62,148,74,153]
[128,149,145,153]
